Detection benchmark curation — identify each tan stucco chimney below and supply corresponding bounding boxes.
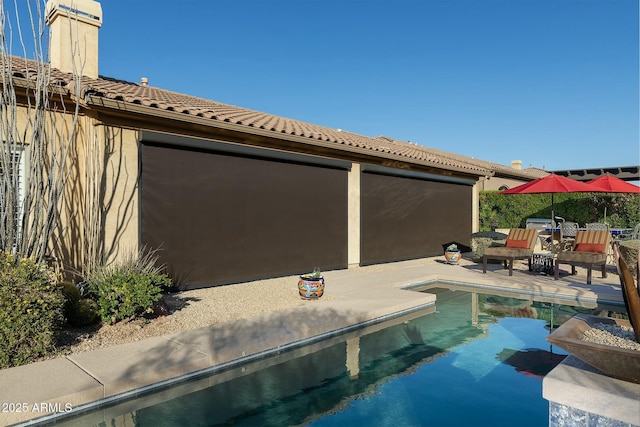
[46,0,102,79]
[511,160,523,170]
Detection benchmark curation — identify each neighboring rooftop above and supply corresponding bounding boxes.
[551,166,640,182]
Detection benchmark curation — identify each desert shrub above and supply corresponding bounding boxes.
[60,281,81,317]
[84,247,172,324]
[73,298,100,326]
[59,281,99,327]
[91,272,167,323]
[0,252,64,368]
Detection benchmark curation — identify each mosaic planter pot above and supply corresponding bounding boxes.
[298,276,325,299]
[444,250,461,264]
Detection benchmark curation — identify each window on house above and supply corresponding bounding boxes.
[0,147,26,246]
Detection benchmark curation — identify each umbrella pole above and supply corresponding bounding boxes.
[551,194,556,252]
[551,193,555,227]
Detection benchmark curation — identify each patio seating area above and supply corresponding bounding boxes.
[488,173,639,285]
[480,220,638,286]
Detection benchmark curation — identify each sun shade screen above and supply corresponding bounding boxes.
[360,172,472,264]
[140,142,348,288]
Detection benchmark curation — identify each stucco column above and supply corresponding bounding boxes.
[348,163,361,266]
[472,181,480,233]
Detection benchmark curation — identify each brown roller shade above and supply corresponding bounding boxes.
[140,142,348,288]
[361,172,472,265]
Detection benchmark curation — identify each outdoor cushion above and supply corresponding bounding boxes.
[575,243,605,253]
[557,251,605,263]
[484,247,532,259]
[505,239,529,249]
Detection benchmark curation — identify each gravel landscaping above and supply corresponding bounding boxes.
[57,273,318,355]
[53,256,639,359]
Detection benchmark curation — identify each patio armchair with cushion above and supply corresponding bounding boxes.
[482,228,539,276]
[554,229,610,285]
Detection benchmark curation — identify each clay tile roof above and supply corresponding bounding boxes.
[380,137,548,180]
[85,78,493,174]
[4,56,497,176]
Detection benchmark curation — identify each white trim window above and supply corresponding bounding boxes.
[0,146,25,249]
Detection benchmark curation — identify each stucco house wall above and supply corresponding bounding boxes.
[1,0,506,288]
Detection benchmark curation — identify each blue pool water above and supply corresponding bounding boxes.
[45,285,622,427]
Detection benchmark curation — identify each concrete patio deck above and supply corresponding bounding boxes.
[0,255,632,426]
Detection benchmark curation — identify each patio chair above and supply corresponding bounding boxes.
[482,228,539,276]
[618,223,640,241]
[585,222,609,231]
[554,230,610,285]
[537,234,557,253]
[558,221,580,252]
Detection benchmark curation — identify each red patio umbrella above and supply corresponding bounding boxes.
[499,174,607,226]
[587,174,640,193]
[586,174,640,222]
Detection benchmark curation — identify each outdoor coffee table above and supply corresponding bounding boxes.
[531,252,555,275]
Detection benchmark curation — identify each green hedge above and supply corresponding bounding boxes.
[92,271,168,324]
[84,248,172,324]
[479,192,640,231]
[0,253,65,368]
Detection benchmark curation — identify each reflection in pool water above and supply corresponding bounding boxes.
[48,284,622,427]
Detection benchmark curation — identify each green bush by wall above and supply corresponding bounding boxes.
[91,271,167,324]
[0,253,65,368]
[479,192,640,231]
[84,247,172,324]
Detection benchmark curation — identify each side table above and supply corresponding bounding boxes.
[532,252,555,275]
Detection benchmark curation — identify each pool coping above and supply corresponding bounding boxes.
[543,356,640,426]
[1,256,629,426]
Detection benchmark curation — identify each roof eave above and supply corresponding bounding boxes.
[86,95,493,179]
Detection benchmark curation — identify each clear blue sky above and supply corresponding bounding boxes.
[14,0,640,172]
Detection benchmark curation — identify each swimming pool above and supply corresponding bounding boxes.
[40,284,624,426]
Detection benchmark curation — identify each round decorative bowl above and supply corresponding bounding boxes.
[297,276,325,299]
[444,250,461,264]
